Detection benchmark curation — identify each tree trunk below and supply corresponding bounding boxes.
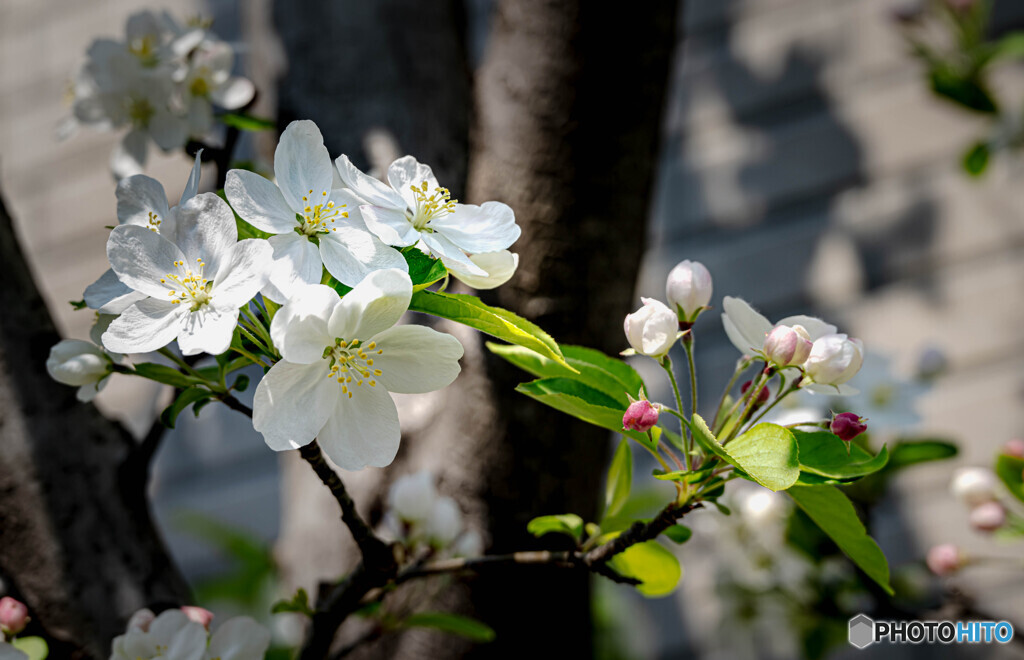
[0,192,191,658]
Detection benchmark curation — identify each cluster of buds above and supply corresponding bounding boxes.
[386,472,482,555]
[623,259,713,358]
[950,467,1007,533]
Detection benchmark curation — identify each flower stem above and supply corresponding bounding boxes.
[711,357,751,432]
[157,347,206,381]
[682,334,698,458]
[660,356,689,471]
[725,368,770,443]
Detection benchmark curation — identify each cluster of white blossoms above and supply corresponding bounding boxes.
[64,11,255,178]
[109,607,270,660]
[49,118,522,471]
[384,472,483,555]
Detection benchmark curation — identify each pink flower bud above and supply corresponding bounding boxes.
[623,399,659,432]
[969,501,1006,533]
[830,412,867,442]
[0,597,29,635]
[926,544,962,576]
[740,380,770,406]
[1003,439,1024,458]
[181,606,214,629]
[762,324,812,368]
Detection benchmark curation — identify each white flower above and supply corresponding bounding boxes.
[252,270,464,470]
[452,529,484,557]
[179,38,255,137]
[804,334,864,389]
[950,467,999,507]
[665,259,713,320]
[449,250,519,290]
[85,152,203,314]
[204,616,271,660]
[623,298,678,358]
[225,121,406,302]
[425,496,463,545]
[46,339,114,402]
[102,193,271,355]
[336,154,521,276]
[110,609,206,660]
[762,324,812,368]
[388,471,438,523]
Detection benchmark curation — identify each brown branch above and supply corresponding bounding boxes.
[218,392,254,418]
[583,500,702,567]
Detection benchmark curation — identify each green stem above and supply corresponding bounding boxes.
[231,345,271,369]
[747,379,802,428]
[711,357,752,432]
[240,306,274,350]
[725,368,770,444]
[660,356,689,472]
[157,347,205,380]
[682,335,698,458]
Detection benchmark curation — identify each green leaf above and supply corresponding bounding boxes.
[605,438,632,518]
[995,454,1024,505]
[402,247,448,290]
[409,289,568,367]
[12,636,48,660]
[928,68,998,113]
[990,31,1024,62]
[607,539,682,597]
[159,388,217,428]
[663,524,692,544]
[220,112,277,132]
[488,343,643,406]
[133,362,202,388]
[884,439,958,471]
[515,378,654,450]
[793,430,889,480]
[962,142,989,176]
[527,513,584,541]
[401,612,496,643]
[272,588,314,616]
[787,485,892,594]
[69,299,87,310]
[690,415,800,491]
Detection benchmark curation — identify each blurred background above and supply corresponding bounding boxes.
[1,0,1023,658]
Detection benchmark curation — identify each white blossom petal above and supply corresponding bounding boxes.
[169,193,238,276]
[329,269,411,340]
[206,617,271,660]
[275,120,333,213]
[776,314,837,342]
[102,298,183,354]
[107,224,186,299]
[84,268,146,313]
[335,154,405,208]
[178,307,237,356]
[149,109,188,151]
[111,129,147,179]
[420,231,486,276]
[180,149,203,204]
[449,250,518,290]
[210,77,255,110]
[212,238,272,309]
[116,174,170,227]
[253,361,337,451]
[263,233,323,303]
[360,204,420,247]
[387,156,439,210]
[370,324,463,393]
[270,284,339,364]
[224,169,297,234]
[722,296,772,356]
[319,226,408,287]
[431,201,520,253]
[163,621,207,660]
[320,383,401,470]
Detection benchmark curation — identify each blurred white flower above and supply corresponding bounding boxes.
[388,471,438,523]
[425,496,463,545]
[950,467,999,507]
[110,609,270,660]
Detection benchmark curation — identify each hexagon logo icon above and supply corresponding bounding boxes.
[849,614,875,649]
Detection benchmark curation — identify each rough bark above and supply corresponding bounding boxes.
[0,192,191,658]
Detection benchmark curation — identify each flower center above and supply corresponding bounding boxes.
[146,211,162,231]
[128,96,155,127]
[323,338,384,398]
[161,258,213,311]
[407,180,456,231]
[128,36,160,67]
[297,189,348,236]
[189,73,210,98]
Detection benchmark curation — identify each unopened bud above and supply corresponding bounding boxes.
[805,334,864,386]
[1003,439,1024,458]
[0,597,29,635]
[830,412,867,442]
[740,380,770,407]
[623,298,678,358]
[181,606,214,629]
[763,324,812,368]
[623,399,659,432]
[926,544,963,576]
[665,260,713,322]
[950,467,999,507]
[969,501,1006,533]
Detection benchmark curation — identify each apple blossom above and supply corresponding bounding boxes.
[969,501,1006,532]
[926,544,963,576]
[252,270,464,470]
[623,298,678,358]
[453,529,485,557]
[102,192,272,355]
[665,259,713,321]
[178,39,255,137]
[388,471,438,523]
[426,496,464,546]
[950,467,999,507]
[1003,439,1024,458]
[85,151,203,314]
[763,324,812,368]
[225,121,406,301]
[203,616,272,660]
[180,607,213,629]
[623,399,659,432]
[336,154,520,276]
[804,334,864,389]
[46,339,115,402]
[830,412,867,442]
[449,250,519,290]
[0,598,28,636]
[110,609,270,660]
[721,296,837,362]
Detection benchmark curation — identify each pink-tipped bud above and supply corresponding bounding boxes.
[0,597,29,635]
[1003,439,1024,458]
[762,324,813,368]
[181,606,214,629]
[831,412,867,442]
[740,380,770,407]
[623,399,659,432]
[926,544,963,576]
[969,501,1006,533]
